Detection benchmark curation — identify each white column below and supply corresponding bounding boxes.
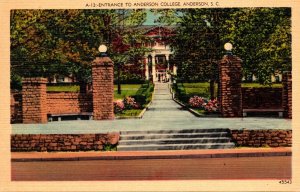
[165,54,170,82]
[165,54,170,71]
[173,65,177,75]
[151,53,156,81]
[144,57,149,80]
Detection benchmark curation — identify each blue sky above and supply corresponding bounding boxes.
[143,10,159,25]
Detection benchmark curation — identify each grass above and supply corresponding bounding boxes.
[175,82,283,102]
[175,82,217,102]
[114,84,141,89]
[47,84,143,100]
[114,84,141,99]
[192,108,206,115]
[241,83,282,88]
[115,109,143,117]
[182,82,218,98]
[114,90,139,99]
[47,85,79,92]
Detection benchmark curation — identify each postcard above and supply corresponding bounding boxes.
[0,0,299,191]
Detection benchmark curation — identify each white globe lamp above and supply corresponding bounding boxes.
[224,42,233,55]
[98,44,107,56]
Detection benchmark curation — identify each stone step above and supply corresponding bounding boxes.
[120,128,230,135]
[118,129,235,151]
[119,137,231,145]
[120,132,230,140]
[117,143,235,151]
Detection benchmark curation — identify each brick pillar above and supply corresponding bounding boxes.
[22,78,47,123]
[282,71,292,119]
[79,82,87,93]
[218,55,242,117]
[92,57,114,120]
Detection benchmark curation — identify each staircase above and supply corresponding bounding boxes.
[117,129,235,151]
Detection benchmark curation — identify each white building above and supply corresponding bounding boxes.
[141,26,177,82]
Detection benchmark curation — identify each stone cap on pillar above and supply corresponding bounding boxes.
[92,57,114,67]
[219,55,242,65]
[22,77,48,84]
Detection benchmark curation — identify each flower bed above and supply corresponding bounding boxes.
[114,96,143,117]
[113,83,154,117]
[188,96,219,114]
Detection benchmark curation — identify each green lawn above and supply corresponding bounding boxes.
[174,82,283,104]
[241,83,282,88]
[181,82,218,98]
[115,109,143,117]
[47,85,79,92]
[114,84,141,99]
[193,108,206,115]
[47,84,143,99]
[178,82,282,96]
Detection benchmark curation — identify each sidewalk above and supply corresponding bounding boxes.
[11,82,291,134]
[11,147,292,162]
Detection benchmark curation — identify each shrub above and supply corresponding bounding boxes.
[203,99,219,112]
[133,83,154,107]
[124,96,141,109]
[189,96,205,108]
[188,96,219,113]
[113,100,125,114]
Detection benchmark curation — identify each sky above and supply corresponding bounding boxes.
[143,10,159,25]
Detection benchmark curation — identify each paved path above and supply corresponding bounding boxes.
[11,147,292,161]
[142,83,196,122]
[12,82,291,134]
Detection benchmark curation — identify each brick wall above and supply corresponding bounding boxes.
[218,55,242,117]
[230,129,292,147]
[282,72,292,118]
[11,91,93,123]
[11,91,22,123]
[11,133,120,152]
[22,78,48,123]
[242,87,282,109]
[47,92,92,114]
[92,57,114,120]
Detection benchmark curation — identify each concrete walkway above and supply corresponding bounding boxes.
[12,82,291,134]
[11,147,292,161]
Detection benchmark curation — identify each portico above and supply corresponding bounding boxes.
[144,50,172,82]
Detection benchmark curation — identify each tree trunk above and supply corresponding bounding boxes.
[117,64,121,94]
[79,81,87,93]
[209,79,215,100]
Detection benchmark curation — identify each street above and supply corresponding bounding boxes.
[11,156,291,181]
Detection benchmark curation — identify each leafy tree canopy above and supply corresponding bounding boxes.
[155,8,291,84]
[10,9,149,87]
[224,8,291,84]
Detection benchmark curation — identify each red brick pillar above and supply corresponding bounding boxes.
[218,55,242,117]
[92,57,114,120]
[282,71,292,119]
[22,78,48,123]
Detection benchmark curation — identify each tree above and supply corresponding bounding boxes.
[10,9,150,89]
[224,8,291,84]
[11,10,105,86]
[156,8,291,89]
[163,9,233,99]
